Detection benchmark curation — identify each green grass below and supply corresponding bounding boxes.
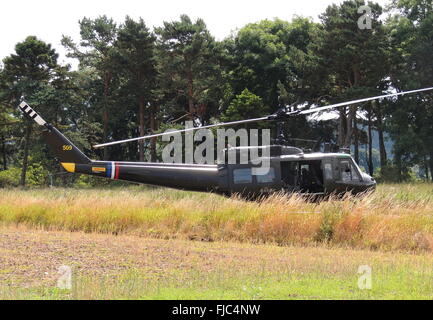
[2,265,433,300]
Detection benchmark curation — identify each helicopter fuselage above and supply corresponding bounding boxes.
[61,151,376,197]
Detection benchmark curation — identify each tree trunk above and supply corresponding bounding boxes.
[376,105,387,169]
[430,151,433,182]
[367,105,373,176]
[343,105,356,148]
[342,65,361,150]
[364,143,368,171]
[1,133,7,170]
[150,105,157,162]
[102,71,112,160]
[138,96,146,162]
[102,108,109,160]
[353,115,359,163]
[424,155,429,181]
[186,62,195,120]
[395,154,403,182]
[20,122,32,187]
[338,108,347,147]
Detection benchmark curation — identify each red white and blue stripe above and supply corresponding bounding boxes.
[106,162,120,180]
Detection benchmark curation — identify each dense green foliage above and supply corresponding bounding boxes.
[0,0,432,187]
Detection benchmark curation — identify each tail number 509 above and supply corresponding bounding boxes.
[62,145,73,151]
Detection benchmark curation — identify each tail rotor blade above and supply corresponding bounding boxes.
[18,101,47,126]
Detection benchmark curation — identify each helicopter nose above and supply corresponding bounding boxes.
[362,173,376,189]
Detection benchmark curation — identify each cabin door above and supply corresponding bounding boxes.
[281,160,325,193]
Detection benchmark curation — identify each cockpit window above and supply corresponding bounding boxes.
[340,159,361,182]
[351,159,364,175]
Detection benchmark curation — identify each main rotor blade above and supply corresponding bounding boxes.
[93,86,433,149]
[299,87,433,115]
[93,116,269,148]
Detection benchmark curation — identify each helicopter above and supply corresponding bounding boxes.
[18,87,433,198]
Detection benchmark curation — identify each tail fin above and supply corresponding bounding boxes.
[18,101,91,167]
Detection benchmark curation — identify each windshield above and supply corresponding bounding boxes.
[351,159,364,178]
[340,158,362,182]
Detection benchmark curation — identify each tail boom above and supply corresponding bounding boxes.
[18,101,220,192]
[63,161,219,191]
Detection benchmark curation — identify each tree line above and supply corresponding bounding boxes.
[0,0,432,187]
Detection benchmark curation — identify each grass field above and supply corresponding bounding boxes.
[0,183,432,299]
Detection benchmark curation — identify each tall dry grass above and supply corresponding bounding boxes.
[0,183,432,252]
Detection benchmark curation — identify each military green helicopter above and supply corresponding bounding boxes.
[18,87,433,197]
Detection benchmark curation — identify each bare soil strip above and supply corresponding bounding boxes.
[1,225,432,290]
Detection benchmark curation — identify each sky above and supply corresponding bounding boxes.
[0,0,390,67]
